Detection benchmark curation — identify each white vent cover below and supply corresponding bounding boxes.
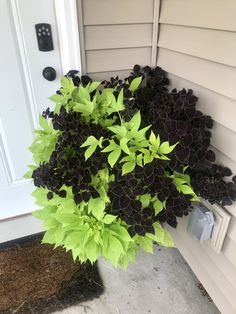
[188,199,231,254]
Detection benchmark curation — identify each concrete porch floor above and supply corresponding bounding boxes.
[56,246,220,314]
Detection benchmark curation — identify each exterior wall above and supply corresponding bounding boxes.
[157,1,236,313]
[76,0,236,312]
[77,0,157,80]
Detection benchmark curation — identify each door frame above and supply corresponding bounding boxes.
[54,0,82,74]
[0,0,82,243]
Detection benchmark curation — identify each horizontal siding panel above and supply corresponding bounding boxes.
[203,241,236,290]
[178,218,236,289]
[157,48,236,100]
[83,0,154,25]
[167,75,236,216]
[167,73,236,133]
[85,24,152,50]
[158,24,236,67]
[211,147,236,219]
[88,69,131,81]
[211,122,236,163]
[223,236,236,268]
[86,47,151,73]
[166,221,236,314]
[159,0,236,32]
[213,147,236,176]
[228,218,236,245]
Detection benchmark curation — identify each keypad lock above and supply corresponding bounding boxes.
[35,23,53,51]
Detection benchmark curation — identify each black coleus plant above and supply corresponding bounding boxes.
[103,65,236,207]
[25,66,236,268]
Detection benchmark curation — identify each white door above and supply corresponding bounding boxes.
[0,0,64,237]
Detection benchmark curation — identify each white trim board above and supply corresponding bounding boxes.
[0,214,43,243]
[54,0,82,74]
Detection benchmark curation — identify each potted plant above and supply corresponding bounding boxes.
[25,65,236,268]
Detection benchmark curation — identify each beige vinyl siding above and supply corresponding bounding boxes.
[86,48,151,73]
[82,0,154,25]
[78,0,155,78]
[157,1,236,313]
[87,70,131,82]
[158,24,236,68]
[85,24,153,50]
[157,48,236,100]
[159,0,236,32]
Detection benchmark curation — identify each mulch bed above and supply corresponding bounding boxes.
[0,233,104,314]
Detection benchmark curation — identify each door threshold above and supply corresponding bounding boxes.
[0,213,43,243]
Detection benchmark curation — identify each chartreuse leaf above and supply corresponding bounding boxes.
[94,230,102,245]
[102,214,117,224]
[88,198,106,220]
[149,131,160,149]
[85,239,101,263]
[120,152,135,164]
[110,224,132,242]
[129,111,141,131]
[129,76,143,93]
[86,81,101,93]
[42,229,57,245]
[81,136,103,160]
[76,85,90,102]
[85,145,97,160]
[33,206,57,220]
[101,140,118,153]
[29,120,58,164]
[171,171,199,201]
[122,161,135,175]
[24,165,37,179]
[139,194,151,208]
[106,90,125,115]
[39,115,49,131]
[73,100,94,115]
[137,236,153,253]
[136,153,143,167]
[158,141,177,155]
[153,198,165,215]
[116,89,125,111]
[143,150,154,165]
[54,228,66,246]
[103,231,124,267]
[81,135,98,147]
[32,188,49,206]
[108,148,121,167]
[48,93,65,104]
[55,213,78,226]
[43,216,60,229]
[64,231,82,250]
[60,76,75,93]
[153,222,174,247]
[149,131,156,146]
[108,125,127,138]
[57,198,78,214]
[120,138,130,154]
[135,125,151,142]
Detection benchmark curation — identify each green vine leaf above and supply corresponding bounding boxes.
[120,138,130,155]
[129,76,143,93]
[108,148,121,167]
[122,161,135,175]
[153,198,164,215]
[129,110,141,131]
[88,198,106,220]
[86,81,101,93]
[158,141,177,155]
[102,214,117,224]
